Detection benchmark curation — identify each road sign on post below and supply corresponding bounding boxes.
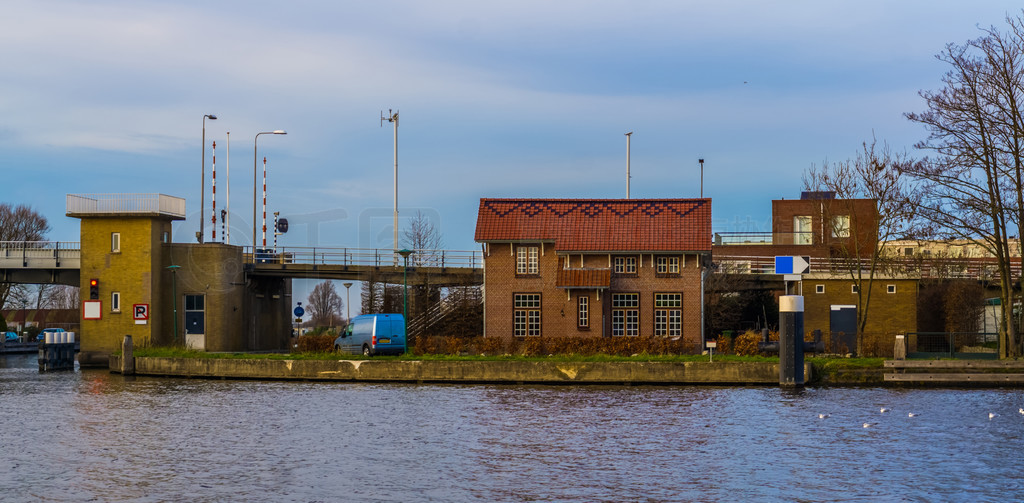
[775,256,810,275]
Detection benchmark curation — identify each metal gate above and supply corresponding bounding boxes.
[907,332,998,359]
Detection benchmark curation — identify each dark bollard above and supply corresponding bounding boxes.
[779,295,805,387]
[122,335,135,376]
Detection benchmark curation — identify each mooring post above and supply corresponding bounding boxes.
[894,333,906,361]
[122,335,135,376]
[779,295,805,387]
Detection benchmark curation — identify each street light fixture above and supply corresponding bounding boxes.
[343,282,353,322]
[200,114,217,243]
[253,130,287,253]
[167,265,181,344]
[397,249,414,353]
[699,158,705,198]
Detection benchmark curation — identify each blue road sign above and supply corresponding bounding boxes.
[775,256,810,275]
[294,306,305,317]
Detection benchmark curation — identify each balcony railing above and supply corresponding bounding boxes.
[714,232,814,246]
[66,193,186,219]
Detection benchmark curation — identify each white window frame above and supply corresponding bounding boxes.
[613,256,637,274]
[816,284,825,294]
[851,284,859,294]
[111,291,121,312]
[578,295,589,328]
[612,293,640,336]
[794,216,813,245]
[656,256,680,274]
[654,293,682,337]
[111,232,121,253]
[516,246,539,275]
[887,284,897,294]
[514,293,541,336]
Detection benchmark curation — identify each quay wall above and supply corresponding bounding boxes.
[109,356,813,385]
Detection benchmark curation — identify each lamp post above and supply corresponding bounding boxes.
[699,158,705,198]
[381,109,399,259]
[397,249,413,353]
[253,130,287,252]
[625,131,632,199]
[167,265,181,344]
[200,114,217,243]
[343,282,353,322]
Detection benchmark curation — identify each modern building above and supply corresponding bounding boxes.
[474,198,711,344]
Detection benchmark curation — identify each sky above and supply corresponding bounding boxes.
[2,1,1022,306]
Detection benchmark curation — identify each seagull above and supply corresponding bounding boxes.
[818,413,831,419]
[908,413,918,418]
[863,422,875,428]
[880,408,890,413]
[1019,408,1023,415]
[989,412,998,420]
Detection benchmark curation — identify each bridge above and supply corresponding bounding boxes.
[0,241,482,286]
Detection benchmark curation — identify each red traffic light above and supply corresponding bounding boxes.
[90,279,98,287]
[89,278,99,300]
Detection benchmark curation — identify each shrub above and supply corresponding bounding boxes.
[733,330,763,356]
[296,335,334,353]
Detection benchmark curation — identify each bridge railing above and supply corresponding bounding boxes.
[0,241,81,267]
[245,246,483,269]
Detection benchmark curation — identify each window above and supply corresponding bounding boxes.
[903,247,914,257]
[851,284,859,294]
[816,284,825,294]
[514,293,541,336]
[577,296,589,329]
[654,293,682,337]
[162,231,170,243]
[832,215,850,238]
[656,256,680,275]
[111,232,121,253]
[516,246,539,275]
[613,256,637,274]
[794,216,813,245]
[612,293,639,336]
[111,291,120,312]
[887,284,897,294]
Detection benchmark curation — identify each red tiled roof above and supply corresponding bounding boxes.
[474,198,711,252]
[556,268,612,289]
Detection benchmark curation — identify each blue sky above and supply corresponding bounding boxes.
[2,1,1021,305]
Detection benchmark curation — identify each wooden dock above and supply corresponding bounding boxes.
[884,360,1024,384]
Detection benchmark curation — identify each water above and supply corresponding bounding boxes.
[2,354,1024,502]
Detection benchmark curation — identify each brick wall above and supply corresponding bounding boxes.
[483,242,706,344]
[803,277,918,337]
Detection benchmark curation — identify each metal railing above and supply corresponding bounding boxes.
[714,232,814,246]
[245,246,483,268]
[0,241,81,267]
[66,193,186,218]
[714,254,1022,280]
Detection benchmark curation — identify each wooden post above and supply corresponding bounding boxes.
[894,334,906,361]
[122,335,135,376]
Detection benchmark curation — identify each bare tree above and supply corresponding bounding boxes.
[804,138,918,352]
[307,281,343,328]
[48,286,80,310]
[903,12,1024,356]
[402,211,444,266]
[0,203,50,309]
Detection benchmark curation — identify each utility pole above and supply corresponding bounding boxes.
[625,132,633,199]
[382,109,399,261]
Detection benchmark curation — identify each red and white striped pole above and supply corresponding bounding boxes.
[262,156,267,247]
[211,141,217,242]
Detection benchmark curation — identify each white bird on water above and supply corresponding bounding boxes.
[818,413,831,419]
[863,422,875,428]
[1019,407,1023,415]
[908,413,918,418]
[989,412,998,420]
[880,408,890,413]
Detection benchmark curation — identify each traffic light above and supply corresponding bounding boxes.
[89,279,99,300]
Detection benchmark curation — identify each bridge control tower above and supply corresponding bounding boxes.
[68,193,291,366]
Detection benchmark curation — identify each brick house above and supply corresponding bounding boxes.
[474,198,711,345]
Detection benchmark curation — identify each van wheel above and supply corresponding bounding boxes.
[362,345,372,357]
[334,345,340,352]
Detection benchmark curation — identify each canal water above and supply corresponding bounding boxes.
[2,354,1024,502]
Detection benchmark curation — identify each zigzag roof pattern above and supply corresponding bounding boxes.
[474,198,711,252]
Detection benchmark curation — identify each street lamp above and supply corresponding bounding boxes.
[397,249,413,353]
[699,158,705,198]
[253,130,287,253]
[167,265,181,344]
[343,282,353,322]
[200,114,217,243]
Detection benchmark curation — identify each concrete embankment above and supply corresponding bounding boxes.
[109,356,814,385]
